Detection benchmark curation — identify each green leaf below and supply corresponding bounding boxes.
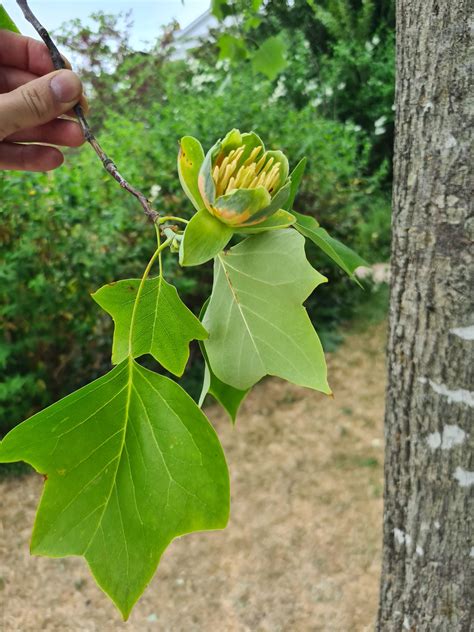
[203,229,331,393]
[180,209,233,266]
[293,211,367,281]
[217,33,247,61]
[0,358,230,619]
[212,0,262,20]
[284,157,307,211]
[198,301,249,423]
[251,36,288,80]
[0,5,20,32]
[237,209,296,234]
[211,0,225,19]
[92,277,207,376]
[178,136,205,212]
[199,356,249,424]
[244,15,262,30]
[199,344,250,424]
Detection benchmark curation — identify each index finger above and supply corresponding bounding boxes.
[0,29,71,75]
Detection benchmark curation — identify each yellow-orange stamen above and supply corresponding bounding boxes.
[254,154,267,174]
[243,146,262,166]
[212,145,281,196]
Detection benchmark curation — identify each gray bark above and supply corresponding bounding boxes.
[377,1,473,630]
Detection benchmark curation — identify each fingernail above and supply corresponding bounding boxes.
[50,70,82,103]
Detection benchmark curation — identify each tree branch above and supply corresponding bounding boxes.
[16,0,159,222]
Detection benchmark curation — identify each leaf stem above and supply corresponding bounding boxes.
[158,216,189,226]
[154,223,163,277]
[128,238,173,354]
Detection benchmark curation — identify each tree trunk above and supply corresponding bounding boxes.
[377,1,473,630]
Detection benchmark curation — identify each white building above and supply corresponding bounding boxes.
[172,10,216,58]
[172,9,233,58]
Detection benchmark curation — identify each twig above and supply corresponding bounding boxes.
[16,0,158,222]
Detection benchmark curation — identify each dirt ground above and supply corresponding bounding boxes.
[0,323,386,632]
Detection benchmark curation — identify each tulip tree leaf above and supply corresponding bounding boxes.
[92,277,207,376]
[251,36,288,80]
[180,209,233,266]
[178,136,205,212]
[198,302,249,423]
[0,5,20,32]
[217,33,247,61]
[203,229,331,393]
[293,211,367,282]
[251,0,264,11]
[211,0,226,19]
[199,342,249,423]
[212,0,262,21]
[0,358,230,619]
[237,209,296,234]
[284,157,307,212]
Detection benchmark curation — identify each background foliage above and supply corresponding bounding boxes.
[0,0,394,437]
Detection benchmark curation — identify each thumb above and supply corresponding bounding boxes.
[0,69,83,141]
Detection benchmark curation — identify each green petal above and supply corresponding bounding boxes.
[220,128,242,153]
[199,130,244,206]
[178,136,205,212]
[198,145,218,207]
[213,187,271,226]
[239,181,291,225]
[180,209,233,266]
[239,132,265,164]
[237,209,296,234]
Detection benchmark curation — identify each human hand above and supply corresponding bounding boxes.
[0,29,87,171]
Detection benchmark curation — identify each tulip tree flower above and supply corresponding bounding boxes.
[199,129,291,227]
[178,129,298,265]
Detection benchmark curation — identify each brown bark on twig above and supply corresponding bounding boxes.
[16,0,158,222]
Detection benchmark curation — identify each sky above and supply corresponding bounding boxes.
[6,0,210,49]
